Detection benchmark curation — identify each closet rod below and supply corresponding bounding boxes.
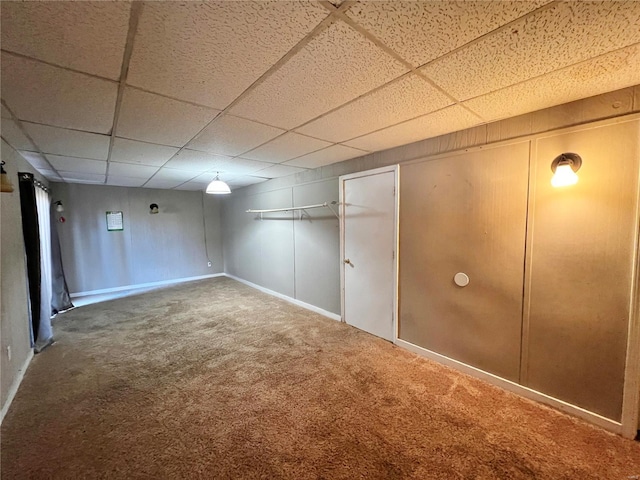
[246,202,328,214]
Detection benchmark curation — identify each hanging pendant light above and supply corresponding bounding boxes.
[206,173,231,195]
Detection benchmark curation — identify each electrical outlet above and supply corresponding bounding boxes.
[207,261,212,267]
[6,346,11,361]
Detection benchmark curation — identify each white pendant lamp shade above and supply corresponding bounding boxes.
[206,173,231,195]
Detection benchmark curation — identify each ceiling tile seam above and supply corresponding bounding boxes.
[105,2,144,183]
[290,71,419,132]
[215,15,339,114]
[0,49,120,85]
[0,99,65,182]
[123,84,223,112]
[333,103,481,146]
[278,143,369,164]
[141,12,342,188]
[231,129,334,163]
[12,120,112,137]
[415,0,561,71]
[334,14,464,108]
[457,40,640,107]
[112,133,186,150]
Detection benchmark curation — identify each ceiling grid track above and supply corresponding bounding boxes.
[142,5,343,188]
[0,99,65,182]
[105,1,144,183]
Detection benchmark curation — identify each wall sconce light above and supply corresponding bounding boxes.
[149,203,159,214]
[206,172,231,195]
[551,152,582,188]
[1,161,14,193]
[54,200,64,213]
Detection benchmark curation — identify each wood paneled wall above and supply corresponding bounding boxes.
[398,117,640,423]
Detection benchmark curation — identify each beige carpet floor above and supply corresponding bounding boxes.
[2,277,640,479]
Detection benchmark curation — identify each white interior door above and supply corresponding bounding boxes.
[341,167,397,341]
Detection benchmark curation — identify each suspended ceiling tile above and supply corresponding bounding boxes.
[58,172,105,184]
[1,53,118,133]
[18,151,50,170]
[106,176,147,188]
[143,178,187,190]
[229,20,408,129]
[1,2,130,80]
[296,74,454,142]
[227,176,269,187]
[37,169,62,182]
[149,168,198,183]
[45,155,106,175]
[116,88,219,147]
[1,120,36,151]
[108,162,159,179]
[162,149,230,172]
[255,164,307,179]
[463,44,640,123]
[345,1,550,67]
[127,1,328,109]
[242,132,331,163]
[187,115,285,157]
[422,1,640,101]
[23,122,110,160]
[344,105,481,152]
[1,105,12,119]
[218,158,273,176]
[284,144,366,169]
[111,138,179,167]
[174,182,208,191]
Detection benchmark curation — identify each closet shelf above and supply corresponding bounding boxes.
[246,202,339,219]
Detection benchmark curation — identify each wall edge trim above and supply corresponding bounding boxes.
[1,349,34,425]
[70,273,225,298]
[394,338,623,436]
[225,274,341,322]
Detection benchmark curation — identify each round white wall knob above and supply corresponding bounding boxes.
[454,272,470,287]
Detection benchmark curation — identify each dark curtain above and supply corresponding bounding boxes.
[50,204,74,315]
[18,172,41,342]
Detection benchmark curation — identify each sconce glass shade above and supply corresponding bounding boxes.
[551,153,582,188]
[55,201,64,212]
[206,174,231,195]
[551,162,579,188]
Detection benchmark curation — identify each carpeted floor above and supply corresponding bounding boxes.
[2,277,640,479]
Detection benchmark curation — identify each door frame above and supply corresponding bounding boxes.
[339,164,399,342]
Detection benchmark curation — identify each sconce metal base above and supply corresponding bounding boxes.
[551,152,582,172]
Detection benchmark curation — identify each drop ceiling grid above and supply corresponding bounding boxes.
[45,155,106,175]
[241,132,332,163]
[344,0,553,68]
[463,43,640,122]
[186,114,285,157]
[1,53,119,134]
[228,19,409,129]
[23,123,111,161]
[296,73,455,143]
[115,88,220,148]
[421,1,640,102]
[125,1,330,109]
[283,144,367,169]
[0,1,131,80]
[344,104,482,152]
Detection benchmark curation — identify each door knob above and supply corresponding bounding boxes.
[344,259,351,265]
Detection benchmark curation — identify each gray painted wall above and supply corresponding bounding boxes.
[0,140,47,414]
[53,183,223,294]
[223,178,340,315]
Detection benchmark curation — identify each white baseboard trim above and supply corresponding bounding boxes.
[70,273,225,298]
[225,274,342,322]
[1,349,34,425]
[395,338,623,436]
